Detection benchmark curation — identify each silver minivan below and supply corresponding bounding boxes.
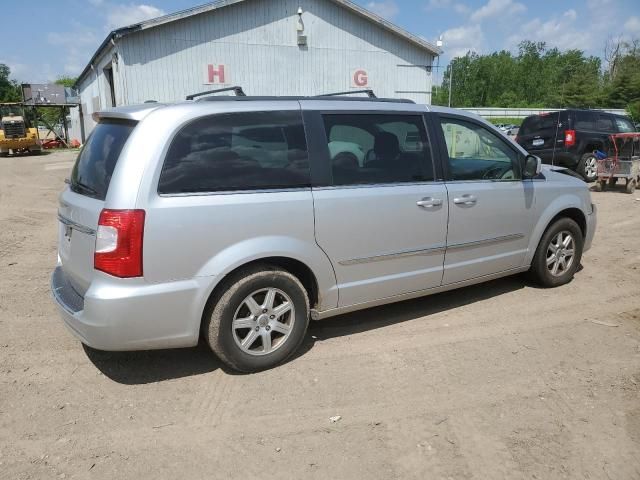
[52,96,596,372]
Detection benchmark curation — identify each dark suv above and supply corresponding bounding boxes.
[517,109,636,182]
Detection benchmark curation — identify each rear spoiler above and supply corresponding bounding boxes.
[92,103,166,123]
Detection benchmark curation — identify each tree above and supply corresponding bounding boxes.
[433,40,611,109]
[55,76,77,88]
[604,40,640,120]
[0,64,22,102]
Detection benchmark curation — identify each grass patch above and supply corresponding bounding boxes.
[487,117,523,126]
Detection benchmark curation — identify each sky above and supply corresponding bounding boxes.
[2,0,639,85]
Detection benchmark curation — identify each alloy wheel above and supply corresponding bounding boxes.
[232,288,295,356]
[584,156,597,179]
[546,231,575,277]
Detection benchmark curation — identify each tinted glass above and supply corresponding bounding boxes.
[615,117,635,133]
[440,118,520,181]
[597,115,615,132]
[520,112,559,135]
[575,111,596,130]
[158,111,309,194]
[322,114,433,186]
[70,119,136,200]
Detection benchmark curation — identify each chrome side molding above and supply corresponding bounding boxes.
[447,233,524,251]
[339,245,446,266]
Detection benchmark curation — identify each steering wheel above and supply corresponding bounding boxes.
[482,164,514,180]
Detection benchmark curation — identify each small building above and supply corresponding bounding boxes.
[71,0,440,138]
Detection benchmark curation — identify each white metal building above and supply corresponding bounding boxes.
[70,0,440,139]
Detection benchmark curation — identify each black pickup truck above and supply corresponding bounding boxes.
[516,109,636,182]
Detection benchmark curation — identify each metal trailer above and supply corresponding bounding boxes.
[594,133,640,194]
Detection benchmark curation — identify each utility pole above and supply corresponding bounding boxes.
[435,36,443,105]
[448,62,454,108]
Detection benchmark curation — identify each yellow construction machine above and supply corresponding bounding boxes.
[0,104,41,156]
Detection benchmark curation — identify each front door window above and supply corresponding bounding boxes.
[440,119,521,181]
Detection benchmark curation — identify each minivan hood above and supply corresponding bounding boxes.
[541,164,586,183]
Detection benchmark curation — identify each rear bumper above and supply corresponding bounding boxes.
[0,138,41,150]
[51,266,212,351]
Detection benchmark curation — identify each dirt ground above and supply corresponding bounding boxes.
[1,150,640,479]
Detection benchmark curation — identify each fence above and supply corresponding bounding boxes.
[461,107,628,119]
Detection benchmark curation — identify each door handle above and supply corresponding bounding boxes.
[416,197,443,208]
[453,194,477,206]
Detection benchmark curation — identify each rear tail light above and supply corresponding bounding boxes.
[94,209,145,278]
[564,129,576,147]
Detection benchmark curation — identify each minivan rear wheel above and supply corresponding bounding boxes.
[204,266,310,372]
[529,218,583,288]
[578,152,598,182]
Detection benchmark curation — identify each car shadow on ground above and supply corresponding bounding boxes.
[84,275,534,384]
[297,275,529,356]
[83,342,221,385]
[590,183,635,194]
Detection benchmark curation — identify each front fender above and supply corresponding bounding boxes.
[196,235,338,310]
[525,193,588,265]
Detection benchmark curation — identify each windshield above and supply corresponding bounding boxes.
[70,119,136,200]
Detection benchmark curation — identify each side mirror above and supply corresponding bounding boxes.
[523,154,542,178]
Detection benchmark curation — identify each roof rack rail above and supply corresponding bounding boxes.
[196,95,415,104]
[317,89,377,98]
[186,86,246,100]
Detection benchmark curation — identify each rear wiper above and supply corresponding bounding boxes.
[71,181,98,196]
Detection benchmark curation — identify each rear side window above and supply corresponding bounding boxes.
[322,114,434,186]
[158,111,309,194]
[70,119,136,200]
[597,115,615,132]
[575,111,597,130]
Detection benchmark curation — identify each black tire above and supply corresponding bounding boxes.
[577,152,598,183]
[203,265,310,373]
[529,217,584,288]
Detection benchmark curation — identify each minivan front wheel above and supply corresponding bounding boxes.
[529,218,584,288]
[578,152,598,182]
[204,266,310,372]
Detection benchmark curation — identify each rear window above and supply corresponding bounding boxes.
[70,119,136,200]
[158,111,309,194]
[520,112,562,136]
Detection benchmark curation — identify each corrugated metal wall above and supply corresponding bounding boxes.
[118,0,433,103]
[70,43,118,140]
[74,0,435,139]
